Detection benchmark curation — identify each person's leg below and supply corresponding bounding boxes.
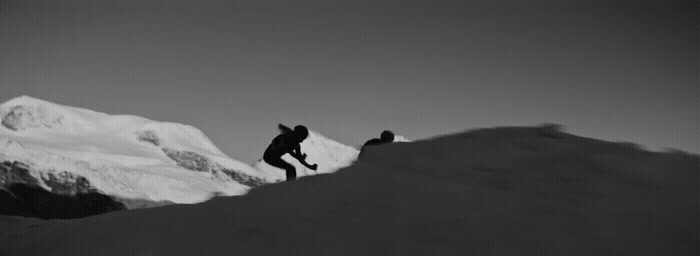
[264,156,297,181]
[284,162,296,181]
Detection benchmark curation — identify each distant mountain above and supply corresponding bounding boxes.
[0,96,371,209]
[0,96,266,206]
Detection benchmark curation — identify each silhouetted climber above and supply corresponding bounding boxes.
[263,124,318,181]
[359,130,395,157]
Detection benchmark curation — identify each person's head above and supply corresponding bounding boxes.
[380,130,395,142]
[293,125,309,142]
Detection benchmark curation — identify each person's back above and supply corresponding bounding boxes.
[264,132,295,159]
[362,138,384,147]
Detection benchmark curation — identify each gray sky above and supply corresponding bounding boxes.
[1,0,698,163]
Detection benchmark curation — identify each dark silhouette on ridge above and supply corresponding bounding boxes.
[263,124,318,181]
[359,130,395,157]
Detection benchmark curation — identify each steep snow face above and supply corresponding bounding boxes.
[0,96,271,204]
[252,130,361,180]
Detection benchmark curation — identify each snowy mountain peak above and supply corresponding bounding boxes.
[0,96,225,156]
[0,96,267,205]
[1,95,72,132]
[0,95,55,109]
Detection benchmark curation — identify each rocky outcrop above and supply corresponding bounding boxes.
[0,183,126,220]
[219,167,268,187]
[163,147,268,187]
[0,161,41,187]
[1,105,63,131]
[135,130,161,146]
[0,160,126,219]
[40,170,96,195]
[163,148,217,173]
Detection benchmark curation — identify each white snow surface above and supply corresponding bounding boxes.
[0,96,371,203]
[393,135,412,142]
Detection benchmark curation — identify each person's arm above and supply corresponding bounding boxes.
[290,145,317,170]
[290,145,303,159]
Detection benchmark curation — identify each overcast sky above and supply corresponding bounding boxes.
[1,0,697,163]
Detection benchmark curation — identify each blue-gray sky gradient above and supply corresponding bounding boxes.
[1,0,697,163]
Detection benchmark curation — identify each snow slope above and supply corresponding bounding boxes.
[0,96,265,204]
[1,125,696,255]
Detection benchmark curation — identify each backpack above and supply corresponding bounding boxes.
[278,123,293,134]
